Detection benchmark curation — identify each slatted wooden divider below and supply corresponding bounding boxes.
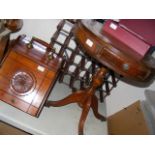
[50,19,120,102]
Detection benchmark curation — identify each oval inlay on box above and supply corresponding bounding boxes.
[11,71,35,95]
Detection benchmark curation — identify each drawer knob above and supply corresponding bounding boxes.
[11,99,15,103]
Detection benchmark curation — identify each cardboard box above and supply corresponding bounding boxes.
[108,101,150,135]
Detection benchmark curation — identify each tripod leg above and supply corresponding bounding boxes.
[91,95,106,121]
[45,90,85,107]
[78,97,91,135]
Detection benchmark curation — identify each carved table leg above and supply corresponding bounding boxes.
[45,90,84,107]
[78,97,91,135]
[91,95,106,121]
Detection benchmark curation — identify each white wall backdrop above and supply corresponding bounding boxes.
[11,19,61,42]
[11,19,155,117]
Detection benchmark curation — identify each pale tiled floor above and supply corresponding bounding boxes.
[0,82,108,135]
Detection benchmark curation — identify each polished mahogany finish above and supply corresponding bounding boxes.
[47,20,119,135]
[50,19,119,103]
[0,19,23,63]
[0,35,9,62]
[0,35,62,117]
[46,67,107,134]
[74,21,152,82]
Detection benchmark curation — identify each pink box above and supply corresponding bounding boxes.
[102,20,151,60]
[119,19,155,46]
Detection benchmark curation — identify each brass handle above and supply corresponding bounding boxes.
[27,37,34,49]
[47,52,53,60]
[47,48,57,60]
[27,42,33,49]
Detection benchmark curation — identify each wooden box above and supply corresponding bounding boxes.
[0,35,62,117]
